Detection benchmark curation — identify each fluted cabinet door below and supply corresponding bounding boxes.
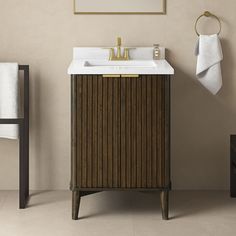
[72,74,170,189]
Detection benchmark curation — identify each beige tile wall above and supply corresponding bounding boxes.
[0,0,235,190]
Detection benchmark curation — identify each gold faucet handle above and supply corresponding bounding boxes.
[124,48,130,60]
[102,47,115,60]
[123,47,136,60]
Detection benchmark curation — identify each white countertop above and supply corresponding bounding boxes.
[67,47,174,75]
[68,59,174,75]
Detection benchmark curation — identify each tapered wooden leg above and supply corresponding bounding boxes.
[72,190,81,220]
[160,190,169,220]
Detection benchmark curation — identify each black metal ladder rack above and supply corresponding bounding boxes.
[0,65,29,208]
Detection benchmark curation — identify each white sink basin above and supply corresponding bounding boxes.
[84,60,157,68]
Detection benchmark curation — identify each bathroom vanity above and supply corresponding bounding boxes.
[68,43,174,220]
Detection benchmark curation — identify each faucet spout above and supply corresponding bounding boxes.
[116,37,122,60]
[116,37,122,47]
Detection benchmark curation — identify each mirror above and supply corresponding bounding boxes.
[74,0,166,14]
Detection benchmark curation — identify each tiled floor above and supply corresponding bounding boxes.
[0,190,236,236]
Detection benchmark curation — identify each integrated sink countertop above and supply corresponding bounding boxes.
[68,47,174,75]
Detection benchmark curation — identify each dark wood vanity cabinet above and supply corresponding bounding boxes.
[71,74,171,220]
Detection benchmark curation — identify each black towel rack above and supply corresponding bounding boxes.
[0,65,29,209]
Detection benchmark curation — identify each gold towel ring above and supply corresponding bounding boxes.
[195,11,221,36]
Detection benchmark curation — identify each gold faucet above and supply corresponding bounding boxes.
[104,37,133,61]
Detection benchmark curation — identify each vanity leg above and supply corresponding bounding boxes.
[72,190,81,220]
[160,190,169,220]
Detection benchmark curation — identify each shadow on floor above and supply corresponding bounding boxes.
[26,191,236,220]
[27,190,69,208]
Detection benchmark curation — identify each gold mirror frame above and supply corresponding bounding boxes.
[73,0,166,15]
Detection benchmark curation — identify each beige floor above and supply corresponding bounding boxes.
[0,191,236,236]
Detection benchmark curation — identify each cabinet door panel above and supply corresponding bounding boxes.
[75,75,166,189]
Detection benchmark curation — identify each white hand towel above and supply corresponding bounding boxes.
[0,63,19,139]
[195,34,223,95]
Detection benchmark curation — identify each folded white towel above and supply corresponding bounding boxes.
[0,63,19,139]
[195,34,223,95]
